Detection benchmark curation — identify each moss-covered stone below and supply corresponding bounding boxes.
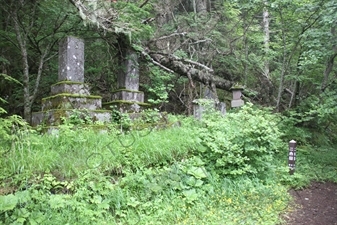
[51,80,88,86]
[111,89,145,102]
[36,124,111,133]
[42,93,102,101]
[35,109,111,114]
[42,94,103,111]
[103,100,150,106]
[103,101,151,114]
[230,85,245,90]
[31,109,111,127]
[51,82,90,95]
[111,89,143,94]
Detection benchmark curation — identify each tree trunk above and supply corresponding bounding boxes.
[293,80,300,108]
[11,2,56,122]
[321,25,337,92]
[321,53,337,92]
[263,2,270,79]
[275,51,286,111]
[149,53,234,92]
[196,0,207,13]
[13,10,31,121]
[275,10,287,112]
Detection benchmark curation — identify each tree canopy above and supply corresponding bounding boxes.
[1,0,337,117]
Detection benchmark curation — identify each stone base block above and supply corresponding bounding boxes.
[192,99,215,120]
[103,101,151,113]
[51,82,90,95]
[111,89,144,102]
[39,125,110,134]
[192,99,227,119]
[231,99,244,108]
[31,109,111,126]
[42,94,102,111]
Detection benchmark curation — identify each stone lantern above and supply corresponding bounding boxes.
[231,86,244,108]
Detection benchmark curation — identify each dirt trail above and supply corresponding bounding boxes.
[284,182,337,225]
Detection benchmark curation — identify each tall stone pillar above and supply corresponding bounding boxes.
[31,36,111,126]
[105,46,149,114]
[111,48,144,103]
[117,48,139,90]
[58,36,85,82]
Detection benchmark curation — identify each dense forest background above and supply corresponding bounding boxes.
[1,1,337,224]
[1,0,337,121]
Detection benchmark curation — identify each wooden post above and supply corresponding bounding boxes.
[288,140,297,175]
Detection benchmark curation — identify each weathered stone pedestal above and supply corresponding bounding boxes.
[31,36,111,126]
[103,47,150,116]
[192,99,226,120]
[230,86,244,108]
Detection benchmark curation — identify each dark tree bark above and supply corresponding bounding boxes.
[321,25,337,92]
[149,52,235,92]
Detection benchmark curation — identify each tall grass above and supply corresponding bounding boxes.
[1,109,336,224]
[1,122,200,179]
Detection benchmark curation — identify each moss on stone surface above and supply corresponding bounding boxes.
[34,109,111,115]
[230,85,244,90]
[33,109,111,127]
[111,89,143,94]
[36,124,110,133]
[103,100,151,107]
[51,80,88,86]
[42,93,102,101]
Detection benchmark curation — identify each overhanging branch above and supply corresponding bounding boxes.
[148,52,235,92]
[67,0,236,93]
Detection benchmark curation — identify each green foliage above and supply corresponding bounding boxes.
[173,49,188,59]
[110,105,132,130]
[111,2,154,43]
[196,103,283,176]
[278,110,313,145]
[0,169,290,225]
[274,144,337,189]
[0,115,33,158]
[280,87,337,145]
[63,109,94,125]
[0,74,22,115]
[0,73,22,87]
[143,64,175,105]
[0,171,117,224]
[1,108,336,224]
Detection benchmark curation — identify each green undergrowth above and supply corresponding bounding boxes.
[0,104,336,224]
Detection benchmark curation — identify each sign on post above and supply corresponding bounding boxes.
[288,140,297,175]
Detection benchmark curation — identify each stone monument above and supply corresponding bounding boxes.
[31,36,111,126]
[230,86,244,108]
[192,86,226,120]
[103,47,150,116]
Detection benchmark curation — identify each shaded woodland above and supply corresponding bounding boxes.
[1,0,336,118]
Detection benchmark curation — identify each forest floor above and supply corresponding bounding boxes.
[284,181,337,225]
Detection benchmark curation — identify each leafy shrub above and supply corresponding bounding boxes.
[196,103,283,176]
[0,110,296,224]
[0,115,34,158]
[280,87,337,146]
